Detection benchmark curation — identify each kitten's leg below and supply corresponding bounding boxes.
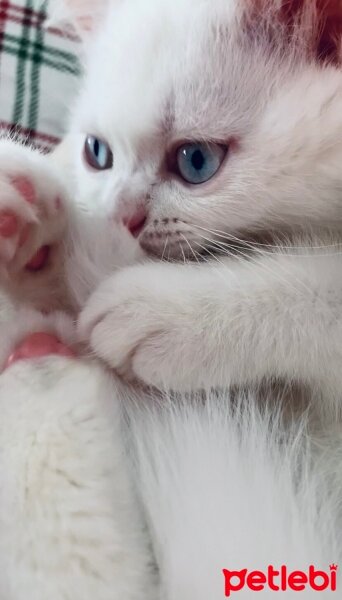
[0,310,157,600]
[78,250,342,404]
[0,139,74,311]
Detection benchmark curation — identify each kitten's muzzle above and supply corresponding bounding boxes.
[139,219,202,260]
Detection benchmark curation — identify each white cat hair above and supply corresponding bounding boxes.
[56,0,342,410]
[0,0,342,597]
[0,334,158,600]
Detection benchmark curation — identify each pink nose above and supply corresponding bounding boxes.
[123,207,147,238]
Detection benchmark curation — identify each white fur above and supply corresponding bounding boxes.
[0,0,342,597]
[60,0,342,257]
[78,243,342,408]
[0,349,157,599]
[127,396,342,598]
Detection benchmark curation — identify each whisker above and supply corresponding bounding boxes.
[194,233,310,297]
[178,241,188,265]
[190,224,273,257]
[190,222,342,253]
[206,242,298,290]
[193,241,242,284]
[196,228,339,320]
[161,235,169,262]
[179,233,200,264]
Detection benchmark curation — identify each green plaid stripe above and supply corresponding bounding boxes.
[0,0,80,150]
[3,32,80,74]
[12,0,33,125]
[28,0,44,132]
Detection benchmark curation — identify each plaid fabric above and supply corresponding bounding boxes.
[0,0,81,151]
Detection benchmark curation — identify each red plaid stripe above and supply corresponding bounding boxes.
[2,1,79,40]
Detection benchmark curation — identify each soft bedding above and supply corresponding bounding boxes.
[0,0,80,151]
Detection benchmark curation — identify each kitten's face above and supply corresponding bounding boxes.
[66,0,342,260]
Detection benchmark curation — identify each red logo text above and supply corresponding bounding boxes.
[223,564,338,596]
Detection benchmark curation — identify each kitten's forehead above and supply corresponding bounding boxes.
[79,2,240,136]
[78,0,291,146]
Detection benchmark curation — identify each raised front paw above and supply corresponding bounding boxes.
[78,264,200,389]
[0,140,68,277]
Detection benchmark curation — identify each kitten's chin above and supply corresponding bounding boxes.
[138,215,310,261]
[139,236,192,261]
[139,228,252,262]
[139,227,302,262]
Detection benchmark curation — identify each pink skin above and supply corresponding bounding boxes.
[4,332,76,371]
[0,178,73,369]
[0,176,51,270]
[26,245,50,271]
[11,176,36,204]
[122,206,147,238]
[0,212,19,238]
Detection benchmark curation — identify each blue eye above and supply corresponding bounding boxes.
[84,135,113,170]
[176,142,227,184]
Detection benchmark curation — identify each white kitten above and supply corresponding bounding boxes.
[7,0,340,405]
[0,0,342,597]
[49,0,342,406]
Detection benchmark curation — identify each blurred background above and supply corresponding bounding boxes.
[0,0,80,151]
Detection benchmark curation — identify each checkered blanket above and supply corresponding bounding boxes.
[0,0,80,151]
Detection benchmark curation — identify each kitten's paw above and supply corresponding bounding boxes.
[78,264,196,389]
[0,309,77,372]
[0,140,68,277]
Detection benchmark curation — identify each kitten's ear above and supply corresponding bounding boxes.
[248,0,342,65]
[314,0,342,64]
[282,0,342,64]
[47,0,110,38]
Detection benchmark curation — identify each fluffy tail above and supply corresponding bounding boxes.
[127,392,341,598]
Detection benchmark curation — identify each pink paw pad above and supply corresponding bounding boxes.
[0,211,18,238]
[11,176,36,204]
[55,196,62,211]
[25,245,50,271]
[5,332,75,370]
